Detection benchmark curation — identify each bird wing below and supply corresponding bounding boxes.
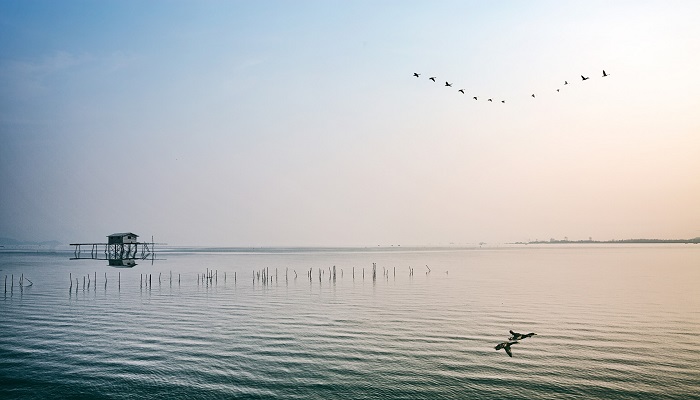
[505,346,513,357]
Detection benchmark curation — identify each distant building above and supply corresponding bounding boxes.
[107,232,139,245]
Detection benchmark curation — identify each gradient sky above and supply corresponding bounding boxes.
[1,1,699,246]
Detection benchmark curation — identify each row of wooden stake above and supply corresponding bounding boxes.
[4,274,33,293]
[61,264,437,292]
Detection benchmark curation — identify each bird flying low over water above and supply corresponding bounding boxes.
[413,72,421,77]
[445,82,452,87]
[429,77,436,82]
[602,70,609,77]
[581,75,589,81]
[495,341,518,357]
[509,330,537,341]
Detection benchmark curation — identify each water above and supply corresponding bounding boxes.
[1,245,699,399]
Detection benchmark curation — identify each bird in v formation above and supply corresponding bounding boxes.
[413,70,608,102]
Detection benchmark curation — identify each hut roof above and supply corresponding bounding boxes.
[108,232,139,238]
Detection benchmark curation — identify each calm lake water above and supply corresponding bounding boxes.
[1,245,699,399]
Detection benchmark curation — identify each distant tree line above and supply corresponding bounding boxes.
[515,237,700,245]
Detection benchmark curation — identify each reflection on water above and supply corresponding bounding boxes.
[1,245,699,399]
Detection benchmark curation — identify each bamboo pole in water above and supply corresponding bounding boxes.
[69,273,72,291]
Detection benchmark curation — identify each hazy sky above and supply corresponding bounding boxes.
[1,1,699,246]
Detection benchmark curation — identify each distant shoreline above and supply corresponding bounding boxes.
[513,238,700,245]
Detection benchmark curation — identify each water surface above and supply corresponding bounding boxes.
[1,245,699,399]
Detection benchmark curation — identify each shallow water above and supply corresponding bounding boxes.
[1,245,699,399]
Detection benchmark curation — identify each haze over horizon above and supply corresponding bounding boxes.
[1,1,699,247]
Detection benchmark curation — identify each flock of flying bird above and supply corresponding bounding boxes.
[495,330,537,357]
[412,70,610,103]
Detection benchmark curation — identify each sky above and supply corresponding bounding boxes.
[1,0,699,246]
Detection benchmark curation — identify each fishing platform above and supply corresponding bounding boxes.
[70,233,158,267]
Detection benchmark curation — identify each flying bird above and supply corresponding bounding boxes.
[602,70,609,77]
[581,75,589,81]
[501,100,505,103]
[509,330,537,341]
[564,81,569,85]
[429,77,436,82]
[445,82,452,87]
[495,341,518,357]
[473,96,478,100]
[488,99,492,102]
[557,89,560,92]
[531,94,536,98]
[413,72,421,77]
[458,89,465,94]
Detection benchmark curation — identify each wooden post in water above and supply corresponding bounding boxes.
[75,278,78,293]
[140,274,143,288]
[159,272,161,285]
[178,274,181,285]
[119,272,121,290]
[105,272,107,290]
[4,275,6,293]
[234,271,236,284]
[149,274,152,287]
[69,273,72,291]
